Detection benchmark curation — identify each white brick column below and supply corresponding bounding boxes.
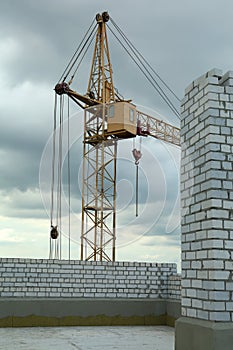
[176,69,233,350]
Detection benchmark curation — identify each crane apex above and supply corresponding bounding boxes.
[96,11,110,23]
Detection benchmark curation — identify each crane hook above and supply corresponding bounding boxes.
[132,148,142,165]
[132,147,142,217]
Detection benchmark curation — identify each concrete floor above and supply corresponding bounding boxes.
[0,326,174,350]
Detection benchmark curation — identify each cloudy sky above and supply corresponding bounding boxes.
[1,0,233,269]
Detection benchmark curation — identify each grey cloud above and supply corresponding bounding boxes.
[1,0,233,257]
[142,233,180,248]
[0,149,39,191]
[0,188,47,219]
[1,0,232,130]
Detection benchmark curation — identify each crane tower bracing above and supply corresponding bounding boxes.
[81,105,117,261]
[52,11,180,261]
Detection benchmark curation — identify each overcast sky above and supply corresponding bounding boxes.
[1,0,233,268]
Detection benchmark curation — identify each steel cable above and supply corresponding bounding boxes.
[110,18,181,103]
[50,92,57,227]
[67,97,71,260]
[58,18,96,82]
[108,20,180,120]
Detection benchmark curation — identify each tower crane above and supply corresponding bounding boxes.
[50,11,180,262]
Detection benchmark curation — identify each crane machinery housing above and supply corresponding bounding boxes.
[50,11,180,262]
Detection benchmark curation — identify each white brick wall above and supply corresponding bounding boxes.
[0,258,178,299]
[181,69,233,322]
[167,274,181,300]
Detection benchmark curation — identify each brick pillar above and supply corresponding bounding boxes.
[175,69,233,350]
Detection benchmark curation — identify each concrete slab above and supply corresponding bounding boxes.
[175,317,233,350]
[0,326,174,350]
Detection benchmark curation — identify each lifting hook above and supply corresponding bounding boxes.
[132,148,142,217]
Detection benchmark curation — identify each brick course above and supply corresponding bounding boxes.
[0,258,178,299]
[168,274,181,300]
